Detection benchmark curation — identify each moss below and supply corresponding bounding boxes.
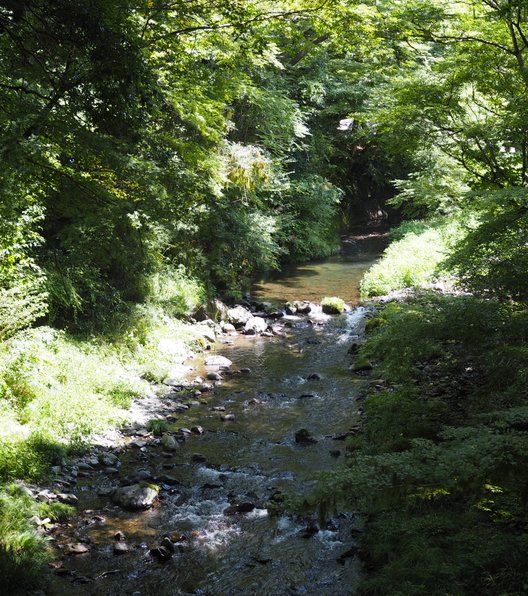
[321,296,346,314]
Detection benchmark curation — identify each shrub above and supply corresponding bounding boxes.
[309,295,528,595]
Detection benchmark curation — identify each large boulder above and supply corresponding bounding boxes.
[244,316,267,335]
[111,484,159,510]
[227,305,253,327]
[193,299,229,322]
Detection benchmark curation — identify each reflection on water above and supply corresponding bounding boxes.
[252,233,388,305]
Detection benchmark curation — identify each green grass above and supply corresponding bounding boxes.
[0,298,209,591]
[360,218,464,297]
[146,418,169,436]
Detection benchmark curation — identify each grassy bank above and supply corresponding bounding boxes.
[0,281,210,590]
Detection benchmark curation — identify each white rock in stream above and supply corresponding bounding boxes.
[244,316,267,335]
[227,305,252,326]
[111,484,159,510]
[204,355,232,368]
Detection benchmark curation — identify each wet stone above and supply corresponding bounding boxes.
[221,414,236,422]
[307,373,322,381]
[161,435,178,451]
[295,429,318,444]
[191,425,204,435]
[111,484,159,510]
[150,546,172,561]
[237,502,256,513]
[191,453,207,463]
[57,493,78,506]
[113,542,129,555]
[155,474,180,486]
[64,543,90,555]
[98,452,120,467]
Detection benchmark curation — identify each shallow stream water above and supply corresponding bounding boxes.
[46,231,386,596]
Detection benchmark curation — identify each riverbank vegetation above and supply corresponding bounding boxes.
[2,0,528,591]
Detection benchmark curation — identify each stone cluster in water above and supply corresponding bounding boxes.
[26,296,372,592]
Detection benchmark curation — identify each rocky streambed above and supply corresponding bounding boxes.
[27,230,388,595]
[27,297,374,596]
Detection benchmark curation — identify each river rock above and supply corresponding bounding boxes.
[205,355,232,368]
[161,435,178,451]
[207,371,222,381]
[293,300,312,314]
[156,474,180,486]
[191,453,207,463]
[295,428,318,444]
[113,542,129,555]
[57,493,78,506]
[150,546,172,561]
[191,425,204,435]
[64,543,90,555]
[221,414,236,422]
[237,502,256,513]
[98,452,120,467]
[244,316,267,335]
[111,484,159,510]
[307,373,322,381]
[227,305,253,327]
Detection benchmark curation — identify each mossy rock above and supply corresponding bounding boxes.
[352,357,373,372]
[321,296,346,314]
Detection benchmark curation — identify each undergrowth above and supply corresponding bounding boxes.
[360,218,464,297]
[309,293,528,595]
[0,290,208,590]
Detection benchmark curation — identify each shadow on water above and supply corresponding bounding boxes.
[252,231,388,305]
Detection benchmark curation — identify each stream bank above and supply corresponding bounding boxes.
[31,232,386,596]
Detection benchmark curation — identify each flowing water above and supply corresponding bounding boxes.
[46,231,386,596]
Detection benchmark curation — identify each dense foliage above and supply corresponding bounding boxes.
[2,0,528,591]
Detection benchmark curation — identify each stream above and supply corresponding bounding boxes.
[45,231,387,596]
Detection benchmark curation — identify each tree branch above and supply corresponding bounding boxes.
[143,2,330,47]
